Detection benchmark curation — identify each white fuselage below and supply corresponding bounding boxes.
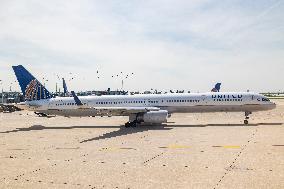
[23,92,276,117]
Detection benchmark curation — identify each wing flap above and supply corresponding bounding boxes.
[70,91,160,116]
[95,106,159,114]
[76,106,160,116]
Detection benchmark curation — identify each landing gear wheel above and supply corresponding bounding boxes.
[125,121,138,128]
[131,121,137,127]
[125,122,131,128]
[244,111,252,125]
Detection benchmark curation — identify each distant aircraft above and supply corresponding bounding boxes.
[12,65,276,127]
[62,78,69,97]
[211,83,221,92]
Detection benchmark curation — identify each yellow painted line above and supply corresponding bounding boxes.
[223,145,240,149]
[168,145,191,149]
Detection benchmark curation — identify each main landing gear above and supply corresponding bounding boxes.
[34,112,48,117]
[125,114,142,128]
[244,111,252,125]
[124,121,139,128]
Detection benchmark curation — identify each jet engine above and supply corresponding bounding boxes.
[136,110,168,124]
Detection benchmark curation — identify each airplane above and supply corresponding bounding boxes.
[211,83,221,92]
[62,78,70,96]
[12,65,276,127]
[62,78,69,97]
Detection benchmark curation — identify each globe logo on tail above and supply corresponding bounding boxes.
[25,79,51,101]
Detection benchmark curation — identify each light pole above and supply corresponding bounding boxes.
[54,73,76,96]
[112,72,134,91]
[9,82,12,92]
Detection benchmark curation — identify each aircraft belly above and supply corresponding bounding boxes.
[35,104,274,117]
[39,109,129,117]
[162,104,272,113]
[40,109,97,117]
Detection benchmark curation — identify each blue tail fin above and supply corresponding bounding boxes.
[211,83,221,92]
[62,78,68,96]
[71,91,83,106]
[12,65,51,101]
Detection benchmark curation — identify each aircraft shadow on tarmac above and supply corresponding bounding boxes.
[0,124,172,142]
[83,122,283,142]
[80,126,172,143]
[0,123,282,142]
[168,122,283,127]
[0,125,121,134]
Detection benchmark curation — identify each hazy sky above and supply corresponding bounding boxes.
[0,0,283,93]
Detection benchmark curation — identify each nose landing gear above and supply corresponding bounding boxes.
[244,111,252,125]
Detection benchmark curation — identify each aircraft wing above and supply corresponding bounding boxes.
[70,91,160,116]
[80,106,160,116]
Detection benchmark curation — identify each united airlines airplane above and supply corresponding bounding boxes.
[12,65,276,127]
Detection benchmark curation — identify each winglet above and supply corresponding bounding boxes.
[71,91,83,106]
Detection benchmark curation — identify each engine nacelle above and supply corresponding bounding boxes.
[137,110,168,124]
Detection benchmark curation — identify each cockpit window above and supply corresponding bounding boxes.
[262,98,270,102]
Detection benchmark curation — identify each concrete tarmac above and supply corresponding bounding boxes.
[0,100,283,189]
